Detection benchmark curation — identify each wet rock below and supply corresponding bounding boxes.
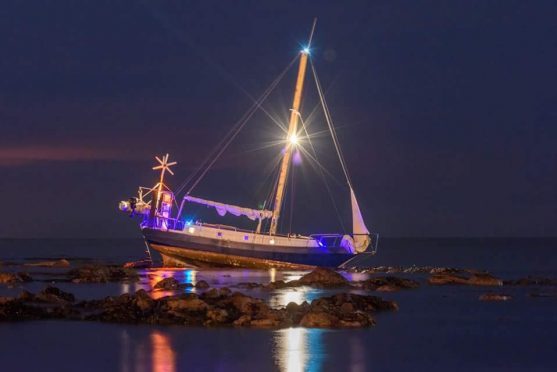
[25,259,70,268]
[468,274,503,286]
[153,277,192,290]
[300,311,339,327]
[166,296,208,312]
[195,280,210,289]
[206,308,229,324]
[123,259,152,269]
[479,293,512,301]
[134,289,154,312]
[429,273,502,286]
[266,268,349,289]
[1,285,397,329]
[360,276,420,291]
[0,272,32,284]
[69,265,138,283]
[297,268,349,287]
[35,286,75,304]
[233,314,251,326]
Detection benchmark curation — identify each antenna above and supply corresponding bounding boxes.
[307,18,318,49]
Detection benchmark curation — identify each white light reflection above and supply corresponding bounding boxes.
[276,328,307,372]
[275,328,324,372]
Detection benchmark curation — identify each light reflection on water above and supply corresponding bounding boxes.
[119,329,176,372]
[274,328,325,372]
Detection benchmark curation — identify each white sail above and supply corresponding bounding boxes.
[184,195,272,221]
[350,188,371,253]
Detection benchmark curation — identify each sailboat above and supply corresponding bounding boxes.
[118,22,378,269]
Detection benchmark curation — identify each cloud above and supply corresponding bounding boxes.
[0,145,137,166]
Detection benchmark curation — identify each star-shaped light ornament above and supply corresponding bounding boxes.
[153,154,177,187]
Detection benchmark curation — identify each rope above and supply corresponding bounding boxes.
[175,55,298,196]
[310,60,353,190]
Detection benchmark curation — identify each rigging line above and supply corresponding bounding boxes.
[183,63,292,196]
[144,3,287,130]
[176,56,296,195]
[310,59,353,189]
[299,114,346,232]
[175,55,298,196]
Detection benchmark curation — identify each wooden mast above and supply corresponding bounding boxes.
[269,19,316,235]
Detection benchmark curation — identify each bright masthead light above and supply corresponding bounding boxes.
[301,47,310,55]
[289,134,299,145]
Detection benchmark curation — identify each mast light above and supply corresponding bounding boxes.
[301,47,310,55]
[289,134,299,145]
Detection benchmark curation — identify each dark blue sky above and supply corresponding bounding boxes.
[1,0,556,238]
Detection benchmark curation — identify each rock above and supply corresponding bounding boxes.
[195,280,210,289]
[25,259,70,268]
[134,289,154,311]
[166,297,208,312]
[219,287,232,296]
[123,259,152,269]
[479,293,512,301]
[340,302,354,314]
[206,308,228,324]
[228,292,263,315]
[468,274,503,286]
[233,314,251,326]
[250,318,281,328]
[153,277,192,290]
[69,265,138,283]
[300,311,339,327]
[429,273,502,286]
[297,268,349,287]
[0,272,32,284]
[361,276,420,291]
[35,286,75,304]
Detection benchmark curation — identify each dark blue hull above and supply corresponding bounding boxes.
[143,228,354,269]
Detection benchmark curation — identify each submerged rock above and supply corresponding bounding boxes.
[153,277,192,290]
[428,272,502,286]
[266,268,349,289]
[479,293,512,301]
[0,272,32,284]
[25,259,70,268]
[360,276,420,291]
[68,265,138,283]
[35,286,75,304]
[195,280,210,289]
[297,268,349,287]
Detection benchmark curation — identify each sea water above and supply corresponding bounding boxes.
[0,238,556,371]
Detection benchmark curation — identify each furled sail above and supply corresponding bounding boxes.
[350,188,371,253]
[184,195,273,221]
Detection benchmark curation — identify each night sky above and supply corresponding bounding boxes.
[1,0,556,238]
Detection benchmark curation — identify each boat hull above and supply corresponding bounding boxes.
[142,228,354,269]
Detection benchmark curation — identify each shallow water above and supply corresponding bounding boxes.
[1,238,556,371]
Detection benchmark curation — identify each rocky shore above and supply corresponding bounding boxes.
[0,268,399,328]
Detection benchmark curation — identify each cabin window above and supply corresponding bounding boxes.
[269,239,275,245]
[217,232,223,237]
[188,227,195,234]
[244,235,249,241]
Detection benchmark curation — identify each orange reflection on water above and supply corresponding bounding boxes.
[151,331,176,372]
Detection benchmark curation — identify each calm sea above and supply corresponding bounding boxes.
[0,237,556,371]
